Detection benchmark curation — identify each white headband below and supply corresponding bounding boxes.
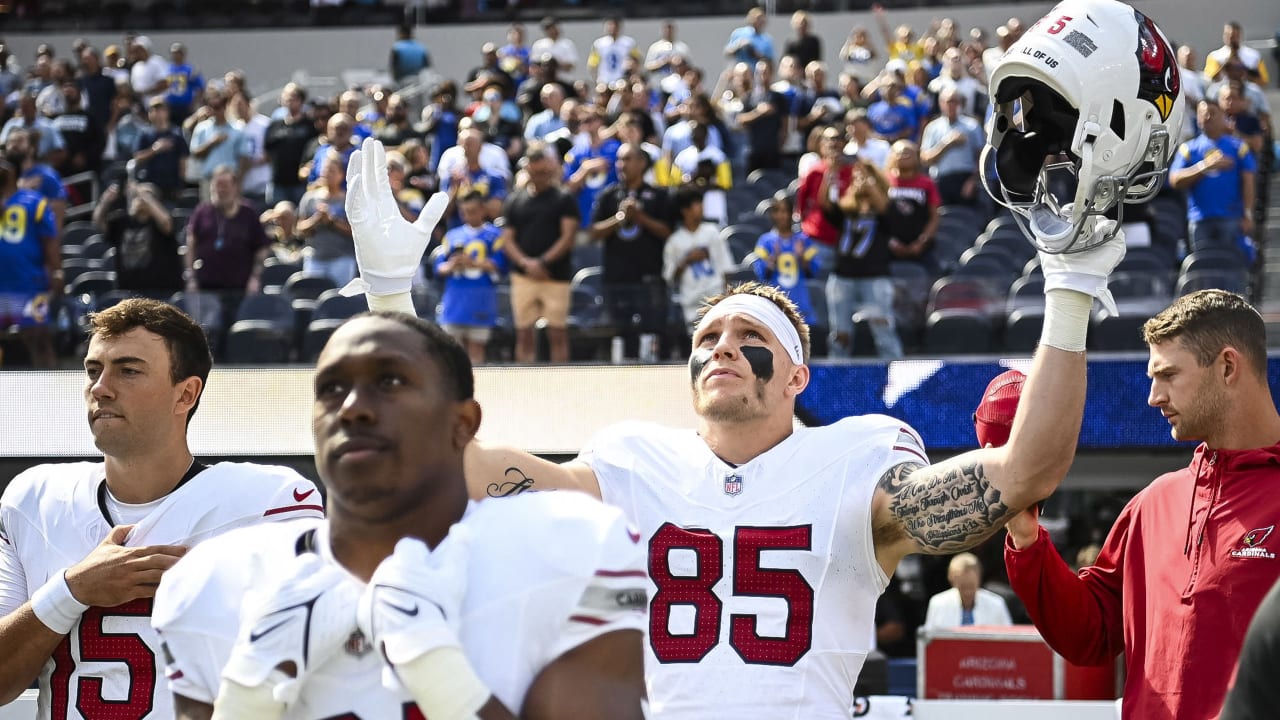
[698,294,804,366]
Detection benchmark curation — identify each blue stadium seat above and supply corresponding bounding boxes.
[1003,307,1044,353]
[924,309,993,354]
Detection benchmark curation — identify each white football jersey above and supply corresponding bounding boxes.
[152,491,647,719]
[579,415,929,719]
[591,35,638,85]
[0,461,323,720]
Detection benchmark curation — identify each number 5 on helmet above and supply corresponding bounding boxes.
[980,0,1184,256]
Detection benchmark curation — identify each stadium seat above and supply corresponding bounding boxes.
[975,232,1035,265]
[959,245,1019,274]
[412,286,441,320]
[745,168,793,193]
[1006,276,1045,312]
[1176,269,1248,296]
[1109,271,1172,304]
[571,242,604,272]
[61,221,98,247]
[570,266,605,298]
[233,293,294,328]
[1090,312,1149,352]
[66,270,117,298]
[1021,257,1042,278]
[259,260,304,291]
[927,277,1004,317]
[1180,249,1247,276]
[80,237,109,259]
[721,224,762,262]
[300,318,344,362]
[1003,307,1044,353]
[923,309,993,354]
[805,278,829,357]
[1116,247,1175,277]
[568,286,614,360]
[311,289,367,322]
[224,320,294,364]
[283,272,338,303]
[62,258,106,286]
[94,289,137,311]
[983,214,1018,236]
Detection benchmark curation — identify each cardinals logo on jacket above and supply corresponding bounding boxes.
[1133,9,1179,122]
[1231,525,1277,560]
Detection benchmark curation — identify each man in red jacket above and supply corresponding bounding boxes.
[1005,289,1280,720]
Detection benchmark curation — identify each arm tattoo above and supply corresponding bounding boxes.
[486,467,539,497]
[877,461,1013,554]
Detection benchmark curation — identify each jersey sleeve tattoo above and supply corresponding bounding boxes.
[876,461,1014,554]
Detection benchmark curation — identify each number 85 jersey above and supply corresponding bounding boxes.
[578,415,928,720]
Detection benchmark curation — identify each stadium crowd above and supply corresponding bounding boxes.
[0,9,1273,368]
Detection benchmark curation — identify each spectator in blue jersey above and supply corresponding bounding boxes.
[434,191,507,364]
[441,127,507,229]
[752,193,820,327]
[5,129,67,237]
[498,23,531,86]
[1169,100,1256,255]
[302,113,358,189]
[164,43,204,127]
[724,7,775,65]
[866,78,917,143]
[0,158,60,368]
[298,148,355,286]
[133,96,188,201]
[564,106,621,227]
[389,24,430,87]
[422,81,461,175]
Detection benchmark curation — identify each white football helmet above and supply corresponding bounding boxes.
[982,0,1184,253]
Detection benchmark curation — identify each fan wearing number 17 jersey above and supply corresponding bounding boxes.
[461,280,1100,718]
[0,299,324,720]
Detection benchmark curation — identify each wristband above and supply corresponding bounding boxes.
[392,645,490,720]
[212,676,288,720]
[31,571,89,635]
[1039,288,1092,353]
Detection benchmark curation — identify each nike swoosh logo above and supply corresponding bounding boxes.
[382,598,419,616]
[249,618,291,642]
[293,487,316,502]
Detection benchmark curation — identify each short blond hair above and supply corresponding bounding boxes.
[697,281,812,363]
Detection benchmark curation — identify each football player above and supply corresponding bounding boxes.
[340,0,1180,706]
[0,299,323,720]
[152,312,648,720]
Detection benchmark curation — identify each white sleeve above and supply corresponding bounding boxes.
[152,544,239,705]
[156,628,227,705]
[662,233,682,286]
[710,231,735,273]
[0,503,28,618]
[546,509,648,662]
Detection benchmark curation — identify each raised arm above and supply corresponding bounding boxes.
[871,223,1125,575]
[463,440,601,500]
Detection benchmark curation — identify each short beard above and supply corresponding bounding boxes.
[693,379,768,423]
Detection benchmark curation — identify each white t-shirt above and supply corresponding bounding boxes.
[662,222,734,324]
[239,112,272,195]
[130,54,170,103]
[152,492,646,717]
[578,416,930,719]
[0,462,322,720]
[436,142,512,182]
[531,37,579,72]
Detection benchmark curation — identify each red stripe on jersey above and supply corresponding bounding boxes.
[263,504,325,517]
[893,445,929,464]
[166,669,185,681]
[595,569,647,578]
[570,614,609,626]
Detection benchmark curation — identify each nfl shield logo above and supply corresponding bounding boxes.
[724,473,743,496]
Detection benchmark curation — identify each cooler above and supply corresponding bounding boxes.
[918,625,1121,700]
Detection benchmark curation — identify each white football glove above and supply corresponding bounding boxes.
[342,136,449,300]
[1037,214,1127,316]
[220,553,360,706]
[357,525,472,668]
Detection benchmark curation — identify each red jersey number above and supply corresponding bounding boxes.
[648,523,814,666]
[49,598,156,720]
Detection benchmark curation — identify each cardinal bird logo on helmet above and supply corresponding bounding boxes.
[1133,9,1179,122]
